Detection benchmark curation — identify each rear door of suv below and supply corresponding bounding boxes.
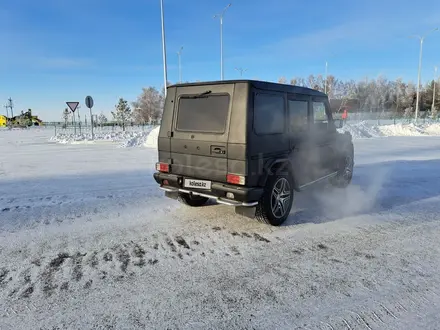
[169,83,234,186]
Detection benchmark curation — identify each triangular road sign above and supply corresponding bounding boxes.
[66,102,79,112]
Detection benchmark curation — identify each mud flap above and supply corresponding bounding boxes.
[165,191,179,200]
[235,206,257,218]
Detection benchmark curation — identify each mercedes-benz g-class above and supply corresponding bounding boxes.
[153,80,354,226]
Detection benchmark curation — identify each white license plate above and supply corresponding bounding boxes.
[184,179,212,190]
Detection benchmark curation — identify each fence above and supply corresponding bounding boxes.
[38,113,440,137]
[44,122,154,136]
[333,111,440,126]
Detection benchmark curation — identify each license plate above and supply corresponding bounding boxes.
[184,179,212,190]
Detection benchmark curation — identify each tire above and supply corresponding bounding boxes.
[255,174,294,226]
[177,192,209,207]
[330,143,354,188]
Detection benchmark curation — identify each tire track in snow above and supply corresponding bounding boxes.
[303,286,440,329]
[0,227,271,302]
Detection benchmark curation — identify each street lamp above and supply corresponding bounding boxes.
[235,67,247,77]
[410,27,438,122]
[160,0,168,97]
[325,61,328,94]
[177,46,183,83]
[214,3,232,81]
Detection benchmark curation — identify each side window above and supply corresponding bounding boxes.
[288,100,308,132]
[253,93,285,135]
[313,101,328,123]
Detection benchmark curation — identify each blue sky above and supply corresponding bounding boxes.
[1,0,440,121]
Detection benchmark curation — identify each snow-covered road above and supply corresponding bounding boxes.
[1,128,440,329]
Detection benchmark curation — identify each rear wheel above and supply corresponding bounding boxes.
[177,192,209,207]
[255,174,294,226]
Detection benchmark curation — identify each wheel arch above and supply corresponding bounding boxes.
[258,158,299,191]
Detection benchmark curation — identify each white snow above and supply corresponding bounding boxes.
[144,125,160,148]
[2,126,440,329]
[338,120,440,139]
[47,122,440,152]
[337,121,384,138]
[378,122,440,137]
[49,126,154,147]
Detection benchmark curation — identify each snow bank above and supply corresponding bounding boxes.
[338,121,384,139]
[378,122,440,137]
[337,121,440,139]
[119,131,150,148]
[50,128,155,147]
[49,122,440,147]
[144,126,160,148]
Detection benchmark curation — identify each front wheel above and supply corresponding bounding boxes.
[330,145,354,188]
[177,192,209,207]
[255,174,294,226]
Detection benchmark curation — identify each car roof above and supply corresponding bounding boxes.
[168,79,327,97]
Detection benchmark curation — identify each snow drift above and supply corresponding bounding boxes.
[144,126,160,149]
[378,122,440,137]
[337,121,384,139]
[49,122,440,149]
[49,127,154,147]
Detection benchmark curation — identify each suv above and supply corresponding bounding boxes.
[153,80,354,226]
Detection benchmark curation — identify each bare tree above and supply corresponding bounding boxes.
[98,112,108,126]
[277,76,287,84]
[132,87,164,125]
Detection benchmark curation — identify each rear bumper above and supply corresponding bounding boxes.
[153,172,263,207]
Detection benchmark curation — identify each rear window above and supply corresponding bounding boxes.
[176,94,230,133]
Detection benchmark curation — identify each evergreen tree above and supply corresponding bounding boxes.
[112,98,132,131]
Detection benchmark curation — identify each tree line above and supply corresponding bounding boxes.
[64,75,440,130]
[277,74,439,117]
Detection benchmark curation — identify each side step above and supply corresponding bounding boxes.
[297,171,338,191]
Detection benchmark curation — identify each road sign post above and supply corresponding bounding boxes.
[85,96,94,139]
[66,102,79,135]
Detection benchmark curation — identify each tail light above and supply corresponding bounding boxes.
[227,173,245,185]
[156,162,170,173]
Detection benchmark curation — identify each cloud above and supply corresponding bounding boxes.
[228,9,440,65]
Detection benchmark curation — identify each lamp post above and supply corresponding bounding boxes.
[325,61,328,94]
[177,46,183,83]
[432,66,438,114]
[410,27,438,122]
[160,0,168,96]
[214,3,231,80]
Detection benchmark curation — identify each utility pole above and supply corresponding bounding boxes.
[214,3,231,80]
[235,67,247,77]
[160,0,168,97]
[5,98,14,118]
[177,46,183,83]
[432,66,438,114]
[325,61,328,94]
[410,27,438,122]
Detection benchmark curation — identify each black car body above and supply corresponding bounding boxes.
[153,79,354,225]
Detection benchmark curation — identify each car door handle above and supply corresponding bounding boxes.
[211,146,226,154]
